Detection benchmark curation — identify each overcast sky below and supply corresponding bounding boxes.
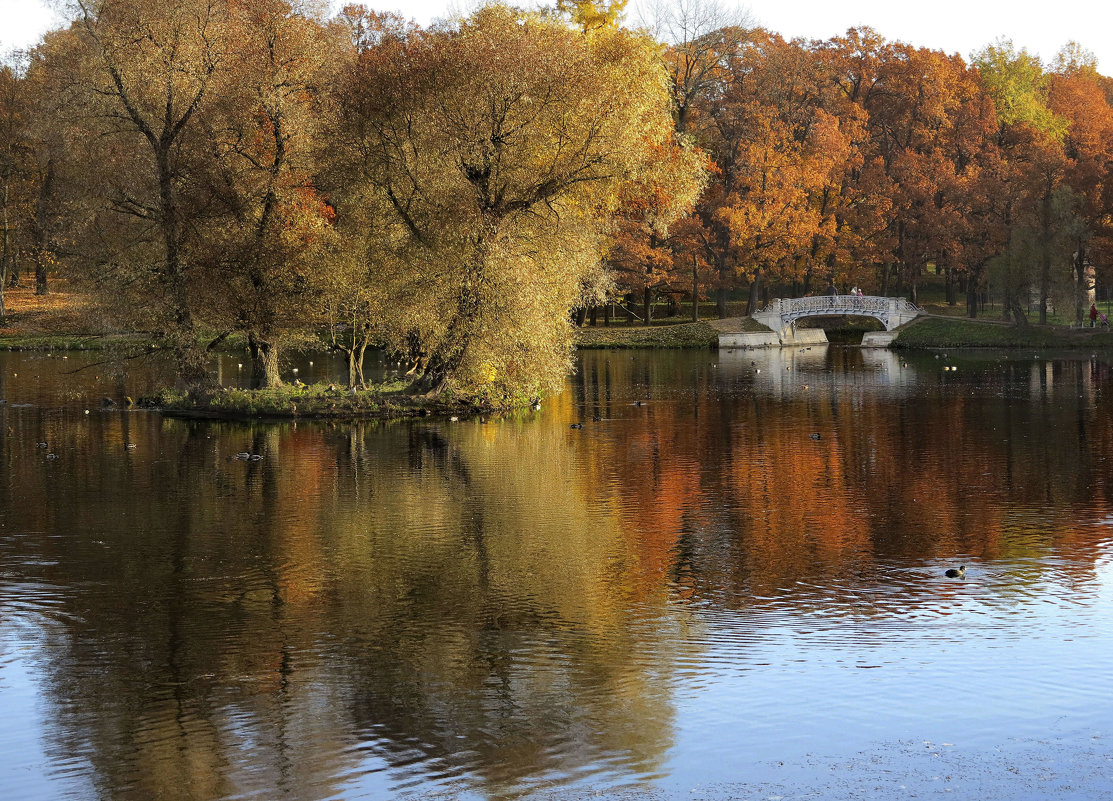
[3,0,1110,72]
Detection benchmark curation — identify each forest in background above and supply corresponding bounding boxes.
[1,0,1112,397]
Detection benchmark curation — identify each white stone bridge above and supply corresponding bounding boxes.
[718,295,923,348]
[753,295,923,337]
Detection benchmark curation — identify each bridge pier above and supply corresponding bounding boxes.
[751,298,791,337]
[718,326,828,349]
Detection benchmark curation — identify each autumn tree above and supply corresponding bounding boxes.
[604,136,707,324]
[192,0,339,387]
[33,0,227,387]
[857,44,1000,303]
[640,0,754,135]
[616,0,749,320]
[1047,46,1113,323]
[31,0,340,388]
[974,40,1078,324]
[333,5,694,397]
[0,64,27,319]
[691,33,853,310]
[558,0,629,32]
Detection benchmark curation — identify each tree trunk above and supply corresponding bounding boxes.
[248,333,282,388]
[643,286,652,325]
[174,333,212,393]
[715,286,728,319]
[1003,283,1029,326]
[1075,244,1088,326]
[691,255,699,322]
[604,303,611,327]
[1038,181,1052,325]
[355,342,368,386]
[35,263,48,295]
[414,272,481,395]
[966,260,986,319]
[343,347,359,388]
[154,145,209,389]
[0,177,9,322]
[413,351,454,396]
[745,269,764,316]
[32,159,54,296]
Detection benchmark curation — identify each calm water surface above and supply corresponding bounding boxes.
[2,346,1113,800]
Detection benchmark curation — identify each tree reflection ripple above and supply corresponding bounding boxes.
[2,348,1113,799]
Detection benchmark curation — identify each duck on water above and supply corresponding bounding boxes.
[945,565,966,578]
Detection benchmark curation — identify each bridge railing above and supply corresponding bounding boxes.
[760,296,921,318]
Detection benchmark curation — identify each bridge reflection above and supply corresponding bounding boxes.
[718,345,916,396]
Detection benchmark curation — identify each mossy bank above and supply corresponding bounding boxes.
[147,381,533,421]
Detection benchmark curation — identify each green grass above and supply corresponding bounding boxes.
[916,300,1088,327]
[893,316,1113,348]
[148,380,531,420]
[574,320,721,348]
[0,333,150,351]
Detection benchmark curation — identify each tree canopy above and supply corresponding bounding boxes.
[4,0,1113,395]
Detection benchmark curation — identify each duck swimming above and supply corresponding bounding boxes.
[945,565,966,578]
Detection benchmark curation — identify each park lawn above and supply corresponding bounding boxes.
[894,316,1113,348]
[573,320,723,348]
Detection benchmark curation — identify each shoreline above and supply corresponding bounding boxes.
[9,311,1113,355]
[8,292,1113,421]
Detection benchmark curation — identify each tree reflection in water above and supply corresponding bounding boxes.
[1,348,1112,799]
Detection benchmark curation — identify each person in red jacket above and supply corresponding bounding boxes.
[1090,303,1098,327]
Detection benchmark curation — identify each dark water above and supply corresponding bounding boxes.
[2,346,1113,800]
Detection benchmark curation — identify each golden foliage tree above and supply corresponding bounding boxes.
[333,5,691,397]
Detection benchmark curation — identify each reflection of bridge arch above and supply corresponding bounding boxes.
[753,296,922,334]
[718,343,917,396]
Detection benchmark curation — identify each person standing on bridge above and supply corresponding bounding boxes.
[827,281,838,308]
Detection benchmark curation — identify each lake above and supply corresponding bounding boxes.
[2,345,1112,800]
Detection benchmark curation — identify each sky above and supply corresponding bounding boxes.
[3,0,1111,73]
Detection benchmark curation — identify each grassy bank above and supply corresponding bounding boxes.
[0,331,157,351]
[893,316,1113,348]
[573,320,723,348]
[148,381,527,420]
